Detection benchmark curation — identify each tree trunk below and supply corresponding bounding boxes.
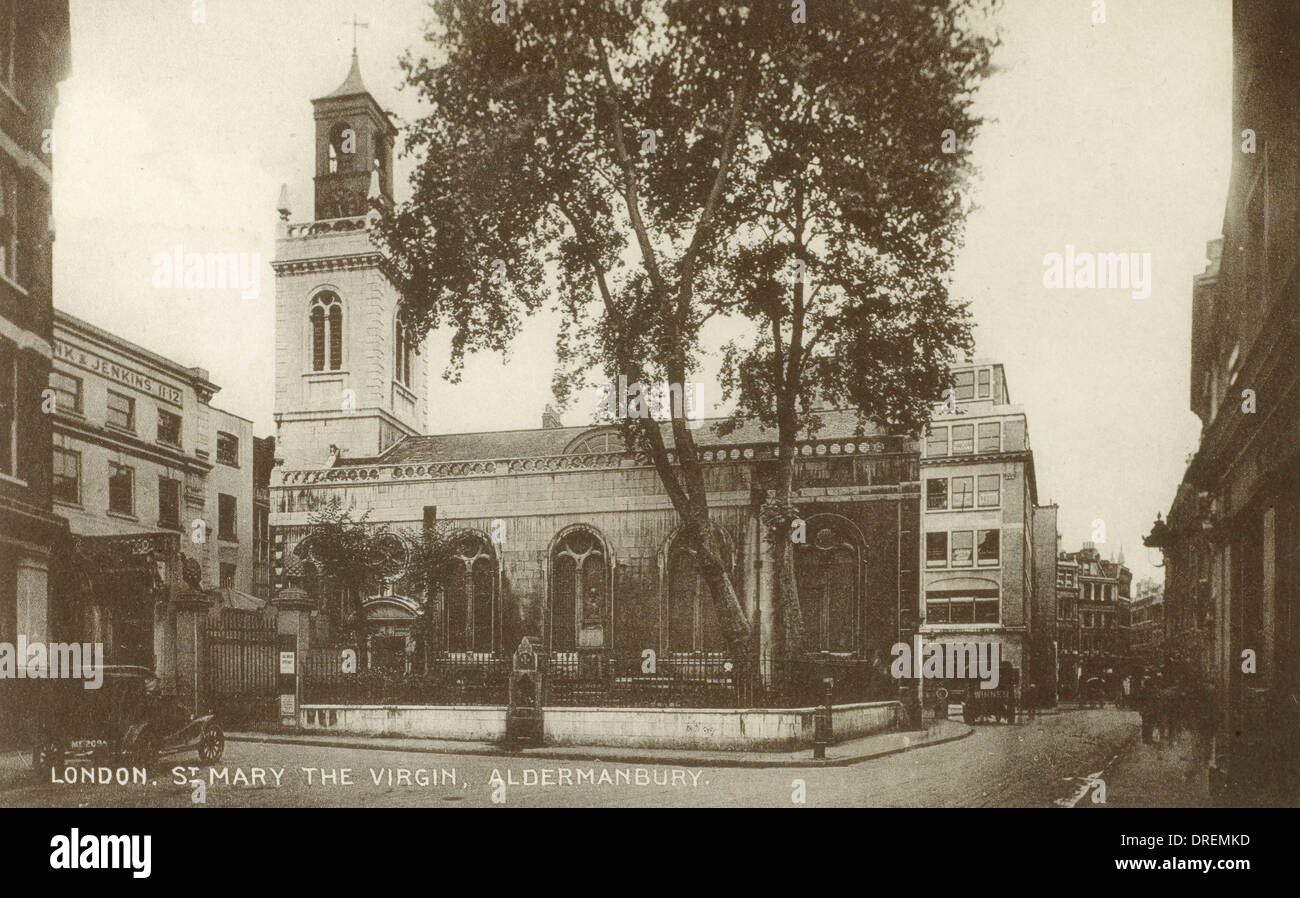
[633,415,754,690]
[771,432,806,665]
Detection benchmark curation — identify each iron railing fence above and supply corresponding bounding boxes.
[298,650,893,709]
[301,650,510,705]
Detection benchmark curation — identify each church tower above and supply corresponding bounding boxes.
[271,51,426,470]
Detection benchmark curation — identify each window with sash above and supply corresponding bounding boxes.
[107,390,134,431]
[158,476,181,528]
[52,447,79,503]
[50,370,80,414]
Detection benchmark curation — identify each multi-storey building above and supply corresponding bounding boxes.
[1121,578,1164,672]
[0,2,71,734]
[49,309,257,664]
[1146,0,1300,804]
[1059,542,1130,689]
[1055,553,1081,699]
[918,361,1056,698]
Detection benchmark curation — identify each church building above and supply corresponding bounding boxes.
[267,53,923,698]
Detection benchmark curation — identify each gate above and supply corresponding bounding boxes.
[207,609,278,726]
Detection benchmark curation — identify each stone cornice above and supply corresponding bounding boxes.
[270,253,394,279]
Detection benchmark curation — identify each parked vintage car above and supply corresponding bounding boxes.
[30,665,224,774]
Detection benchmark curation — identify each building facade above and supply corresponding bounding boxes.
[1120,578,1164,673]
[1059,542,1130,691]
[1055,553,1081,699]
[917,362,1052,698]
[1146,0,1300,804]
[0,2,71,734]
[49,309,257,665]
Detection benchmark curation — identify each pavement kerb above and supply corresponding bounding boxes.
[226,721,974,769]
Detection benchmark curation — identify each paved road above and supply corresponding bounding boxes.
[1,709,1142,808]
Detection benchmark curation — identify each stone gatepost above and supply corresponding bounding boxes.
[172,588,213,716]
[273,583,314,728]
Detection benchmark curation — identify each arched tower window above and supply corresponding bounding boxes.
[794,515,862,654]
[394,312,416,388]
[665,525,731,654]
[310,292,343,371]
[438,532,498,654]
[550,527,610,652]
[328,121,354,174]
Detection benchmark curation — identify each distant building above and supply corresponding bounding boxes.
[49,309,260,665]
[1055,553,1081,699]
[1121,578,1163,669]
[1058,542,1130,689]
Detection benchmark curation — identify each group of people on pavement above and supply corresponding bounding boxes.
[1134,667,1213,755]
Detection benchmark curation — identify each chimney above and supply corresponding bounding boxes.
[542,404,562,429]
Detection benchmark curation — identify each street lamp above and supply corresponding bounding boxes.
[1143,513,1169,569]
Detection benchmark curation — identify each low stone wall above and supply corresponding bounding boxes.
[299,701,900,750]
[300,705,507,741]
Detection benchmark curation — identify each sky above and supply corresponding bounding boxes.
[51,0,1232,584]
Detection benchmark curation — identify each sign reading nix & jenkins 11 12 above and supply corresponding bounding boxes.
[54,339,184,408]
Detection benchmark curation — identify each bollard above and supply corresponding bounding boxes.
[812,677,834,760]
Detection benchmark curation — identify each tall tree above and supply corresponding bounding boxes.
[378,0,996,678]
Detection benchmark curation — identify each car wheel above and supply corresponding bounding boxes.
[198,723,225,764]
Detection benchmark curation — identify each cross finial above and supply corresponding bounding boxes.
[343,14,369,53]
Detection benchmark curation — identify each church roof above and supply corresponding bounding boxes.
[323,50,370,99]
[337,408,904,468]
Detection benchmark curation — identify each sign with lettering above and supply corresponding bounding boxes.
[54,339,184,407]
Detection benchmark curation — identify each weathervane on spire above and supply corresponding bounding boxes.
[343,14,369,53]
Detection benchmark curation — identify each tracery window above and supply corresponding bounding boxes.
[310,292,343,371]
[438,533,497,654]
[394,313,416,387]
[550,527,609,652]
